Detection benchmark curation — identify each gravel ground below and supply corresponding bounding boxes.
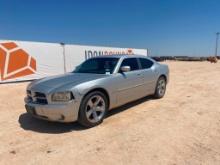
[0,61,220,165]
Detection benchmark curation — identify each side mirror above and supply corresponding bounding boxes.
[120,66,131,72]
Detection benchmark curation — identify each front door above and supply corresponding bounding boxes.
[115,58,143,106]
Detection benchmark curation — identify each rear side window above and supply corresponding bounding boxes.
[139,58,153,69]
[121,58,139,71]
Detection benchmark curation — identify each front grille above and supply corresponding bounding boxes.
[27,90,48,105]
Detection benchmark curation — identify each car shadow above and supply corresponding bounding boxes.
[18,96,153,134]
[18,114,85,134]
[106,96,152,118]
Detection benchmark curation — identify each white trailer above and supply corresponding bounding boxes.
[0,40,147,83]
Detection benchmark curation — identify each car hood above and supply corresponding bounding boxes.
[28,73,108,93]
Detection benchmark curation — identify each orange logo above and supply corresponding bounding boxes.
[127,48,134,54]
[0,42,36,81]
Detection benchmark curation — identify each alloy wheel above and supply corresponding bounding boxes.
[85,95,106,123]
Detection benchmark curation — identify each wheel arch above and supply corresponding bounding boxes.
[159,74,167,82]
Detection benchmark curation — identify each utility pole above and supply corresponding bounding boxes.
[60,42,67,73]
[215,32,220,57]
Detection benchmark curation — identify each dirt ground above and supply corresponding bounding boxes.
[0,61,220,165]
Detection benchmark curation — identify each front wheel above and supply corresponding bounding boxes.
[78,91,108,128]
[154,76,167,99]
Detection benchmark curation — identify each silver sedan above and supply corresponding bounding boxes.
[25,55,169,127]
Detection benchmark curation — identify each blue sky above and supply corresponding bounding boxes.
[0,0,219,56]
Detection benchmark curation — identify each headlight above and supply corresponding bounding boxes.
[51,92,73,102]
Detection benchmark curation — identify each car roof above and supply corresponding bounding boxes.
[92,54,148,59]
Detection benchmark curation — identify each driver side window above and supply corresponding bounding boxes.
[120,58,139,71]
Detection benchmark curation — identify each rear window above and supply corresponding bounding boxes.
[139,58,153,69]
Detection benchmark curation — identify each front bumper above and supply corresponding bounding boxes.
[24,97,80,122]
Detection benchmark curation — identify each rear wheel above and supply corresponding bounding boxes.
[154,76,167,99]
[78,91,108,128]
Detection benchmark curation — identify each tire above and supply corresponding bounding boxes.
[78,91,108,128]
[154,76,167,99]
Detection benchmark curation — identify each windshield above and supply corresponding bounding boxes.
[73,57,119,74]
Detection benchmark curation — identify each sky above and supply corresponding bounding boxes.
[0,0,219,56]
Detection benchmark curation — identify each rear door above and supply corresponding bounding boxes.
[138,58,157,95]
